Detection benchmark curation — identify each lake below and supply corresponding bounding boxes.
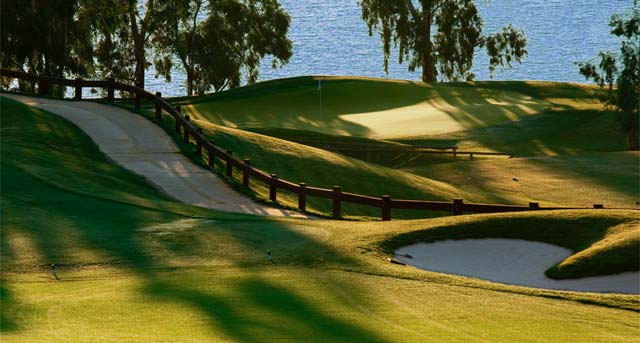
[145,0,626,96]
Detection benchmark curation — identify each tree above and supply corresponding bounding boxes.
[1,0,93,92]
[153,0,293,95]
[578,5,639,150]
[78,0,178,87]
[359,0,527,82]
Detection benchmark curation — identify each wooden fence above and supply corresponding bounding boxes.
[327,146,514,160]
[1,69,617,220]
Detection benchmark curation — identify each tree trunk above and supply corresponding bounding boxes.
[421,7,436,82]
[129,7,147,88]
[186,68,193,96]
[134,42,145,87]
[422,51,436,82]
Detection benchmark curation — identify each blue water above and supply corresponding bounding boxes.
[144,0,627,96]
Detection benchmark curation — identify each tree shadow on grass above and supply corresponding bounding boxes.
[0,282,20,333]
[146,277,389,343]
[2,164,391,342]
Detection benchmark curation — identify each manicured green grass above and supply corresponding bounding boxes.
[177,77,617,156]
[397,108,625,156]
[161,77,635,215]
[180,77,565,139]
[2,97,639,342]
[406,152,640,208]
[244,127,456,167]
[189,118,473,218]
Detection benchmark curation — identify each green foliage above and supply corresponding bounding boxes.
[0,0,93,91]
[360,0,527,82]
[578,5,639,150]
[154,0,293,95]
[482,25,528,78]
[82,0,180,87]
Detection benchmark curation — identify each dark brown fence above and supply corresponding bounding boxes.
[1,69,622,220]
[326,146,514,160]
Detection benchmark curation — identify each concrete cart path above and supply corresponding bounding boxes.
[5,94,310,218]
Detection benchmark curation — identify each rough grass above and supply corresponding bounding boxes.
[2,96,639,342]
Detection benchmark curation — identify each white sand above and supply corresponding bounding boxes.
[4,94,309,218]
[395,239,640,294]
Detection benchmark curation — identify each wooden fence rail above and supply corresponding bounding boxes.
[1,69,626,220]
[328,147,514,160]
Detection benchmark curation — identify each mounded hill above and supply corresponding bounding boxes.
[179,77,604,142]
[162,77,635,214]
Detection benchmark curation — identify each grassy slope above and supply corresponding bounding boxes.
[1,97,639,342]
[168,78,635,213]
[181,77,559,139]
[243,128,457,167]
[406,152,640,208]
[395,81,625,155]
[190,118,472,218]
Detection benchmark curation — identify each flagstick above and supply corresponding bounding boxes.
[318,79,323,117]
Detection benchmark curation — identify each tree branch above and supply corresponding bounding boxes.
[404,0,420,19]
[129,10,139,41]
[141,0,155,42]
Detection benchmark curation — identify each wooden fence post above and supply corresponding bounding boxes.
[452,147,457,159]
[270,174,278,202]
[298,183,307,211]
[332,186,342,219]
[529,202,539,210]
[75,78,82,100]
[174,106,181,132]
[208,147,216,168]
[107,77,115,101]
[242,159,251,186]
[134,82,143,109]
[155,92,162,120]
[226,150,233,177]
[37,76,49,95]
[183,115,190,142]
[453,198,464,215]
[196,128,204,155]
[382,195,391,221]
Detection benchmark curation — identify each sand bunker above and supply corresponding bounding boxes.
[395,239,639,294]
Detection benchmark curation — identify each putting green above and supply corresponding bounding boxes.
[181,77,590,139]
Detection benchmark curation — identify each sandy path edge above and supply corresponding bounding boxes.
[396,238,639,294]
[3,94,310,218]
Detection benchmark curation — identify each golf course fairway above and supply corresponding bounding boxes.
[1,94,639,342]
